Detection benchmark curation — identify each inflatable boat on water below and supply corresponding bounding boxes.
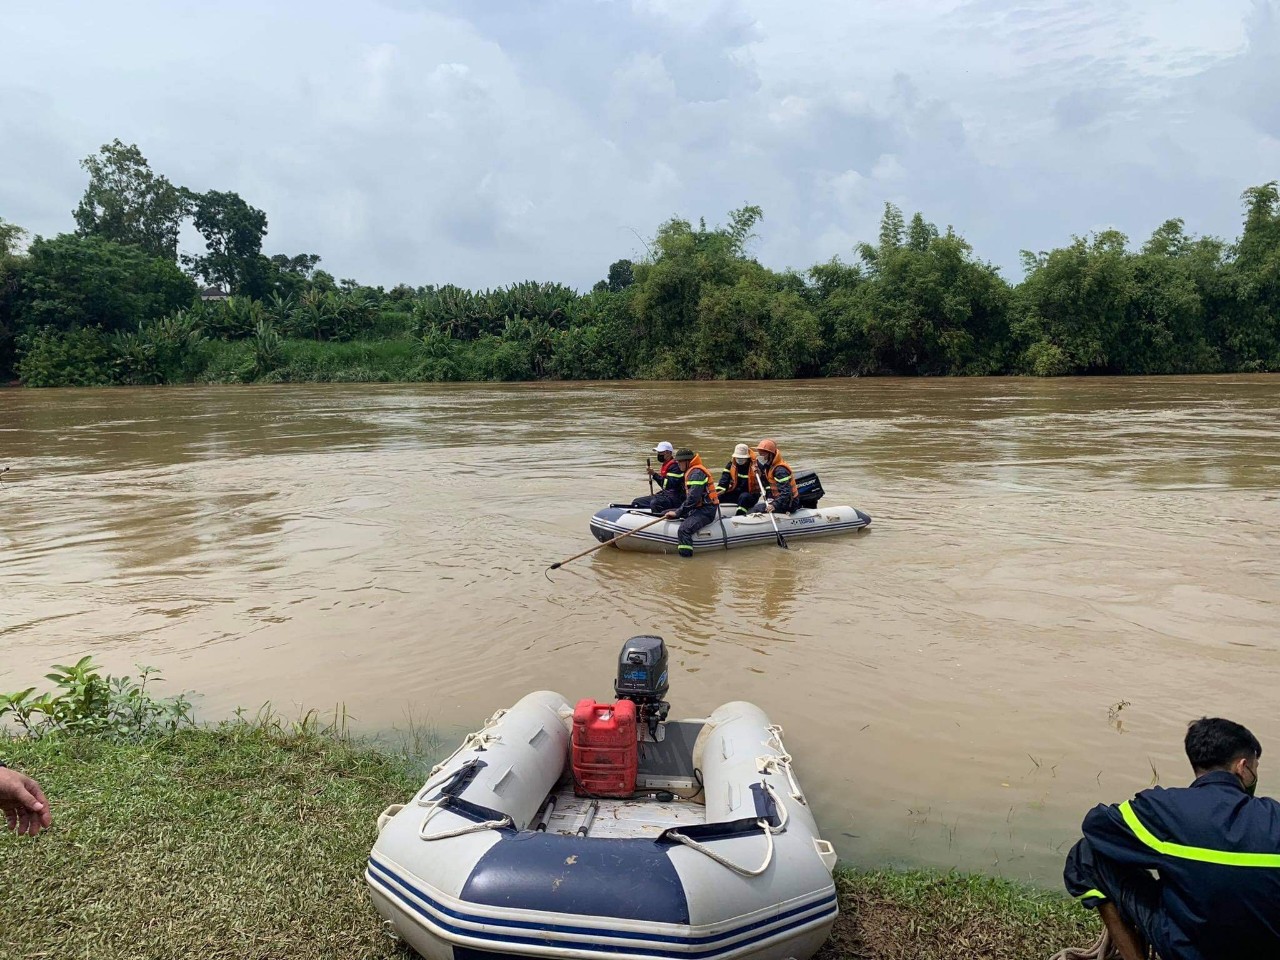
[590,503,871,553]
[367,637,838,960]
[591,469,870,554]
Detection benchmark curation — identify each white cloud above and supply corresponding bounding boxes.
[1,0,1277,289]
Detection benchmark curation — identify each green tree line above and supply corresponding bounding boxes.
[1,141,1278,386]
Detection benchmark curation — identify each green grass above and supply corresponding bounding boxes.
[819,869,1099,960]
[2,728,1098,960]
[0,727,420,960]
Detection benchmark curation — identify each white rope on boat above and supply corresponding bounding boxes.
[417,795,514,842]
[667,783,789,878]
[760,724,807,805]
[669,821,776,877]
[421,708,509,788]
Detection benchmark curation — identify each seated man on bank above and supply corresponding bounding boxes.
[716,443,759,516]
[1063,717,1280,960]
[662,448,719,558]
[737,439,798,515]
[630,441,685,513]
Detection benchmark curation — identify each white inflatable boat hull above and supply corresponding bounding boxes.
[589,504,870,553]
[367,692,838,960]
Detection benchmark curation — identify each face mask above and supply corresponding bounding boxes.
[734,458,748,467]
[757,455,769,468]
[1244,767,1259,797]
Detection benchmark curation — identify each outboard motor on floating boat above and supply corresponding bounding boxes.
[792,469,824,508]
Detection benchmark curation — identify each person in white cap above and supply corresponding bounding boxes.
[630,441,686,512]
[716,442,759,515]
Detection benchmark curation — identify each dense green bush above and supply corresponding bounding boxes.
[16,326,116,386]
[113,311,209,384]
[4,179,1280,386]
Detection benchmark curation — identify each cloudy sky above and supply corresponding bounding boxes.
[2,0,1278,289]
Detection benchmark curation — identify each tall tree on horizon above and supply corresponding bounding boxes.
[184,189,270,298]
[73,140,189,260]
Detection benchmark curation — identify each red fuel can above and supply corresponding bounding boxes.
[571,698,638,797]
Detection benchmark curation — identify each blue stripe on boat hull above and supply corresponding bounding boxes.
[366,856,838,958]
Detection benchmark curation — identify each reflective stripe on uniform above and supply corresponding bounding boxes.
[1119,800,1280,867]
[1075,888,1107,902]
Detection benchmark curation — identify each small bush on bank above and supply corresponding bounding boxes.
[0,656,193,740]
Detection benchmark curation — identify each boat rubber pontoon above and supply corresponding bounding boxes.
[368,636,839,960]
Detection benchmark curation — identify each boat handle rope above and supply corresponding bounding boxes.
[415,757,486,807]
[417,795,514,842]
[666,783,789,878]
[760,724,807,805]
[422,709,509,785]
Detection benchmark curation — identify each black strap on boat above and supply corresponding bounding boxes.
[434,758,486,799]
[750,781,782,826]
[657,816,767,845]
[422,760,516,828]
[655,781,783,844]
[439,795,517,827]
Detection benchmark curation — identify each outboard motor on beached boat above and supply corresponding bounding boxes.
[614,634,670,738]
[367,635,841,960]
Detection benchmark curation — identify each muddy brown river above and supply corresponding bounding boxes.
[2,377,1277,884]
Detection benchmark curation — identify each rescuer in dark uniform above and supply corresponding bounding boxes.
[737,439,799,515]
[717,443,759,515]
[631,441,685,513]
[663,448,720,558]
[1063,717,1280,960]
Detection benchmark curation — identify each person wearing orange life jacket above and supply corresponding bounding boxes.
[739,438,799,515]
[662,448,720,558]
[631,441,685,513]
[717,443,760,516]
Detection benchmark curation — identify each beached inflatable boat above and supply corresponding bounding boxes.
[368,637,838,960]
[589,503,871,553]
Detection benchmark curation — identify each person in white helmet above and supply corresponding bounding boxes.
[630,441,686,513]
[716,443,760,516]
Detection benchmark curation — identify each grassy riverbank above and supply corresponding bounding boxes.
[1,725,1096,960]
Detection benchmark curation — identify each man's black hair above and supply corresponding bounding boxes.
[1185,717,1262,771]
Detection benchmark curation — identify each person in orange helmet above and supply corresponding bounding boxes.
[740,439,799,515]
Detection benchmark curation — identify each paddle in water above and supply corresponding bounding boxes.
[754,464,789,549]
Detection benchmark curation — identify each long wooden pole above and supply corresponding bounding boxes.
[548,515,669,571]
